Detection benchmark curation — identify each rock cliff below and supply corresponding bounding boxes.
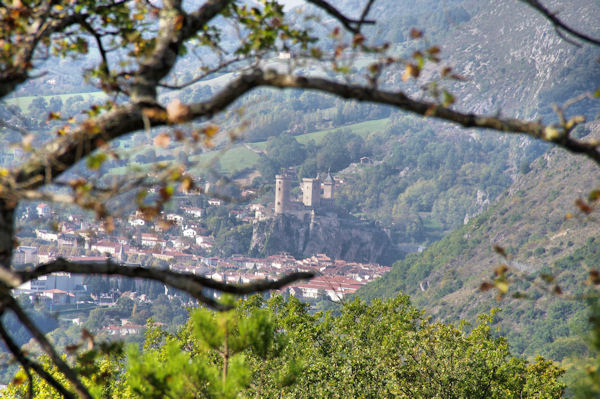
[250,212,398,265]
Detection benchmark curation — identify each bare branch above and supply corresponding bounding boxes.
[553,25,583,48]
[251,70,600,164]
[132,0,235,101]
[25,365,33,399]
[0,267,23,289]
[158,57,242,90]
[0,320,76,399]
[16,258,315,308]
[0,118,30,136]
[520,0,600,47]
[185,0,236,36]
[305,0,375,34]
[6,298,93,399]
[11,65,600,199]
[79,20,111,79]
[563,92,595,111]
[357,0,376,31]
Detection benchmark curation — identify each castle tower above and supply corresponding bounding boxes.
[322,171,335,200]
[302,177,321,208]
[275,174,291,214]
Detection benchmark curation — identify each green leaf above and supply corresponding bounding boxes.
[87,152,107,170]
[495,281,509,294]
[442,90,455,107]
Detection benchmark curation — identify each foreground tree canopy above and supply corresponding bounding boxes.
[0,0,598,397]
[3,295,566,398]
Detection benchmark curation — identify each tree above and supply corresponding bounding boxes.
[265,135,306,170]
[3,295,566,398]
[28,97,48,116]
[0,0,598,397]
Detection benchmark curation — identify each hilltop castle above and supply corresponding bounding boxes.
[274,171,335,218]
[251,170,394,263]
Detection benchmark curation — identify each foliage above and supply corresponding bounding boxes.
[334,120,545,242]
[256,128,368,183]
[359,144,600,363]
[3,295,565,398]
[3,342,125,399]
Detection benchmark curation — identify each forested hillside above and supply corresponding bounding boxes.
[361,121,600,360]
[215,0,600,246]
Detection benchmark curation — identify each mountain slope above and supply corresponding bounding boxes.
[360,121,600,358]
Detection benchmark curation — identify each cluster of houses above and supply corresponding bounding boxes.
[15,251,390,306]
[17,199,270,267]
[13,251,389,336]
[171,252,391,302]
[12,182,390,335]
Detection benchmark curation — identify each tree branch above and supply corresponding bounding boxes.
[1,11,83,98]
[186,0,236,34]
[132,0,235,101]
[0,320,76,399]
[16,257,315,308]
[0,0,134,100]
[520,0,600,47]
[357,0,376,31]
[79,20,111,78]
[6,297,93,399]
[252,70,600,163]
[305,0,375,34]
[9,68,265,190]
[11,66,600,198]
[158,57,242,90]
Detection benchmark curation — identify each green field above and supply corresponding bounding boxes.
[13,90,389,176]
[294,117,389,143]
[113,117,390,176]
[4,91,107,111]
[191,117,390,173]
[192,146,262,174]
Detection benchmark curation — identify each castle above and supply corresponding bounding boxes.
[274,171,335,218]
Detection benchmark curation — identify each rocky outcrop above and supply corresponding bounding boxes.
[250,213,398,265]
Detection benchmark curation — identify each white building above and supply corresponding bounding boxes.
[183,228,197,238]
[13,246,38,264]
[35,229,58,242]
[129,218,145,226]
[103,324,145,336]
[166,213,184,225]
[141,233,164,248]
[36,203,51,217]
[196,235,214,249]
[17,272,85,293]
[183,207,204,218]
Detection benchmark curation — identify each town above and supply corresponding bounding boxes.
[12,173,391,337]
